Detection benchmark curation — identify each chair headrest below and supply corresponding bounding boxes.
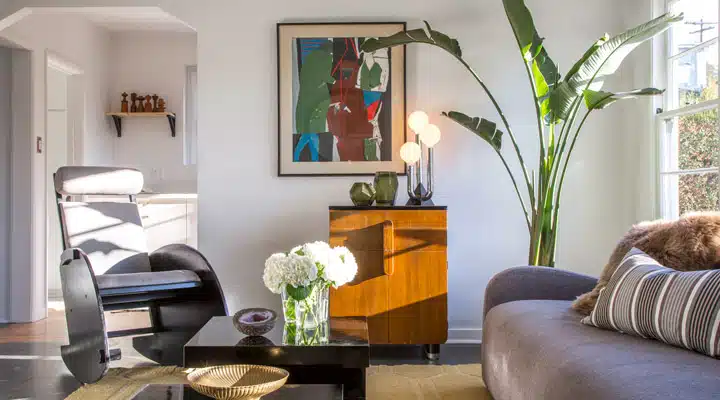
[54,166,144,196]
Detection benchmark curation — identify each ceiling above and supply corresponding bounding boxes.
[35,7,195,33]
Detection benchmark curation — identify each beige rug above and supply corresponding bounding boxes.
[66,364,492,399]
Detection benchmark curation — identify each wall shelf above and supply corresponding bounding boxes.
[105,112,176,138]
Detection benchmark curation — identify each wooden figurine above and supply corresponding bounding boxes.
[157,98,166,112]
[130,93,138,113]
[143,95,153,112]
[151,94,159,112]
[137,96,145,112]
[121,92,129,113]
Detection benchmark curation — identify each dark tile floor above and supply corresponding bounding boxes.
[0,310,481,399]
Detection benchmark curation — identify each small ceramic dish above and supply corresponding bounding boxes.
[233,308,277,336]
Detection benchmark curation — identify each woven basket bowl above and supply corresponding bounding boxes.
[187,365,289,400]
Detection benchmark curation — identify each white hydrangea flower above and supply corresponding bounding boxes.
[325,246,358,288]
[284,253,318,288]
[292,241,332,269]
[263,253,288,294]
[264,242,356,294]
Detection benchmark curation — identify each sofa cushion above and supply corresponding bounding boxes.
[483,300,720,400]
[582,247,720,357]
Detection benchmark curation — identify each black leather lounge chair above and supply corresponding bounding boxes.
[53,166,227,383]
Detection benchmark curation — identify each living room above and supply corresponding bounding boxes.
[0,0,718,399]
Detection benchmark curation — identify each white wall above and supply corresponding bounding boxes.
[0,47,12,322]
[9,48,35,322]
[109,31,197,192]
[0,11,113,321]
[170,0,638,339]
[1,0,653,335]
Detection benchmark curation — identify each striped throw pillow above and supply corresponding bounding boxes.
[581,247,720,357]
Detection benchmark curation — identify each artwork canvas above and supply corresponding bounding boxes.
[278,23,406,176]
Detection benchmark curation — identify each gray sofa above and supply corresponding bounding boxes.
[482,266,720,400]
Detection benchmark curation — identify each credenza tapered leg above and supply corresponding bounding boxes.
[424,344,440,360]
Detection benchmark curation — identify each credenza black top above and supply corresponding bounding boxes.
[329,205,447,210]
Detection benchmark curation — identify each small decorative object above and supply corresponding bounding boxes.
[151,94,159,112]
[157,97,166,112]
[136,96,145,112]
[120,92,129,113]
[373,171,398,206]
[143,95,153,112]
[187,365,289,400]
[263,242,357,330]
[130,92,138,113]
[349,182,375,206]
[401,110,441,206]
[233,308,277,336]
[277,22,407,176]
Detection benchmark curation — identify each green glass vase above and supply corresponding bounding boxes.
[350,182,375,206]
[374,171,399,206]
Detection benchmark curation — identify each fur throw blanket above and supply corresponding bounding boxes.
[572,212,720,316]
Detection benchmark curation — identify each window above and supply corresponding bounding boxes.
[658,0,719,218]
[184,65,198,165]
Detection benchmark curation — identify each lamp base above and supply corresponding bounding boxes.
[406,183,434,206]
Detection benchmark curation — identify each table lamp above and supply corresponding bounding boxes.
[401,111,441,206]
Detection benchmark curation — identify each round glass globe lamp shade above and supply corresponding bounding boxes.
[408,111,429,133]
[420,124,442,147]
[400,142,422,164]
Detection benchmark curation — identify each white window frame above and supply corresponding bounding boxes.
[184,65,198,165]
[655,0,720,219]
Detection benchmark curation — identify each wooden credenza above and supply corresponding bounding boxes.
[328,206,448,345]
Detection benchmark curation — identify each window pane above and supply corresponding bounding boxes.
[661,108,718,172]
[670,42,718,108]
[663,172,719,217]
[670,0,718,56]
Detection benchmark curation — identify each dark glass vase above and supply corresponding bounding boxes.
[374,171,399,206]
[350,182,375,206]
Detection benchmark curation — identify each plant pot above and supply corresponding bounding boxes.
[374,171,398,206]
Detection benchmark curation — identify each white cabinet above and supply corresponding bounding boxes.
[137,195,198,252]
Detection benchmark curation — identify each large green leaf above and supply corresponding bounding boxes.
[549,12,682,121]
[361,21,461,58]
[583,88,664,110]
[442,111,503,150]
[503,0,559,103]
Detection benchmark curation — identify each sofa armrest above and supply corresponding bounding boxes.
[483,266,598,318]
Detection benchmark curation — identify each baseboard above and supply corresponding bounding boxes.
[447,328,482,344]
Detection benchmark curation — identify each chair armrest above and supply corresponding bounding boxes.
[149,244,228,315]
[483,266,598,319]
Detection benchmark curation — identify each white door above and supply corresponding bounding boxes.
[46,66,70,300]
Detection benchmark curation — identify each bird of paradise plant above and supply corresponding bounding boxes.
[361,0,683,267]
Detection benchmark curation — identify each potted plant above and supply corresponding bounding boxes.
[361,0,683,266]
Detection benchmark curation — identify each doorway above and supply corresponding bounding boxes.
[45,54,83,303]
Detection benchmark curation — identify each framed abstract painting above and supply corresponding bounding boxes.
[277,22,407,176]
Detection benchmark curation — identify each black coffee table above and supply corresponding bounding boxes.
[184,317,369,399]
[133,384,341,399]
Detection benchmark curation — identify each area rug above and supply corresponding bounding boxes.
[65,364,492,399]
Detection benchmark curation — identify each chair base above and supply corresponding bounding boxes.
[59,247,228,383]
